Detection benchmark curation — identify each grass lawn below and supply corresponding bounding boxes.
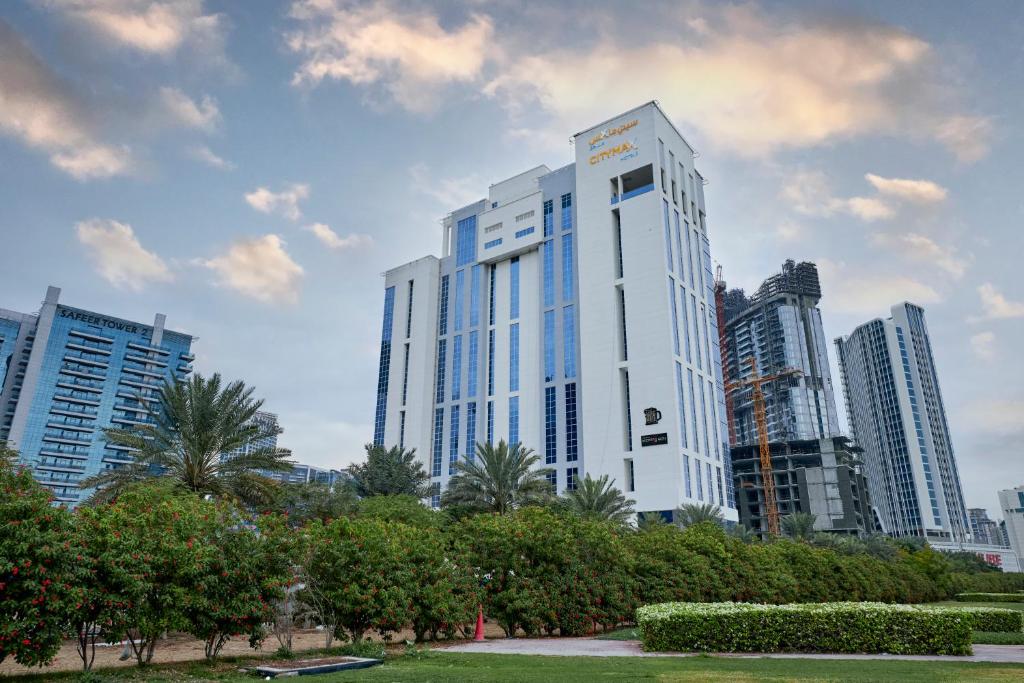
[974,631,1024,645]
[9,653,1024,682]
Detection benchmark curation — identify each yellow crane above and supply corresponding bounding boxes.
[728,357,802,536]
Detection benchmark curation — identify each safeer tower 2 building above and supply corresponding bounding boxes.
[0,286,194,505]
[836,303,970,542]
[373,102,736,521]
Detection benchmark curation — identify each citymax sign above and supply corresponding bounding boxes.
[589,119,638,147]
[59,307,140,334]
[587,118,640,165]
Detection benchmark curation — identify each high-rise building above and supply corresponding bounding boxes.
[968,507,1006,547]
[999,486,1024,562]
[835,303,970,542]
[373,102,736,521]
[721,260,841,445]
[0,286,194,505]
[225,410,281,460]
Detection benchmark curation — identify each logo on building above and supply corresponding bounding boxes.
[644,407,662,425]
[588,119,638,148]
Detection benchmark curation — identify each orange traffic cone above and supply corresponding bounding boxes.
[474,604,485,641]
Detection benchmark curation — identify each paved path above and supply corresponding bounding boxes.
[443,637,1024,664]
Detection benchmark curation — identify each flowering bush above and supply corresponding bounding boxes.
[637,602,973,655]
[955,592,1024,603]
[918,605,1022,632]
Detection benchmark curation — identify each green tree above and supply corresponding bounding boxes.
[80,373,292,506]
[0,458,76,668]
[674,503,724,529]
[442,441,553,515]
[273,481,357,525]
[781,512,818,540]
[348,444,430,498]
[356,494,444,529]
[561,474,634,525]
[728,524,759,543]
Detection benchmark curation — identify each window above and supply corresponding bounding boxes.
[487,329,495,396]
[691,295,701,370]
[431,408,444,477]
[435,339,447,404]
[469,265,481,328]
[509,323,520,392]
[489,265,496,326]
[456,216,477,266]
[515,210,535,222]
[405,280,414,338]
[708,379,719,461]
[401,343,410,405]
[562,233,574,300]
[614,210,624,278]
[663,199,673,273]
[681,285,691,362]
[674,210,685,280]
[621,369,632,451]
[688,369,700,455]
[546,469,557,492]
[454,269,465,331]
[373,286,395,445]
[543,199,553,236]
[514,227,534,239]
[543,240,555,307]
[618,287,629,361]
[466,402,477,461]
[699,374,711,458]
[683,454,692,498]
[685,222,696,288]
[561,193,572,231]
[624,458,635,493]
[438,275,449,336]
[695,458,703,501]
[563,305,576,378]
[486,400,494,444]
[484,238,503,249]
[509,396,519,446]
[716,466,725,507]
[566,467,579,491]
[669,280,680,356]
[545,386,557,464]
[449,405,460,475]
[483,222,502,234]
[467,331,479,398]
[451,335,462,401]
[707,462,714,505]
[510,257,520,320]
[565,382,578,461]
[544,310,555,382]
[675,362,688,448]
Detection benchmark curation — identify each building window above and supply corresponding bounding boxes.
[674,210,685,281]
[509,323,520,392]
[543,240,555,307]
[515,210,535,222]
[451,335,462,401]
[469,265,481,328]
[432,408,444,477]
[685,223,696,289]
[515,227,535,239]
[614,211,624,278]
[543,199,553,236]
[699,378,711,458]
[454,269,465,331]
[545,386,557,464]
[566,467,579,491]
[544,310,555,382]
[456,216,477,266]
[669,279,680,356]
[435,339,447,404]
[681,285,691,362]
[487,329,495,396]
[691,295,701,371]
[565,382,578,461]
[688,369,700,455]
[405,280,414,338]
[618,287,629,361]
[484,238,503,249]
[683,454,692,498]
[510,257,520,320]
[675,361,688,449]
[563,305,576,378]
[621,370,632,451]
[449,405,460,475]
[467,331,479,398]
[695,458,703,501]
[373,286,395,445]
[399,411,405,448]
[466,401,477,461]
[401,343,410,406]
[625,458,635,493]
[509,396,519,446]
[486,400,494,444]
[489,265,496,326]
[438,275,449,336]
[561,193,572,231]
[707,462,714,506]
[663,199,673,273]
[562,233,574,300]
[716,466,725,507]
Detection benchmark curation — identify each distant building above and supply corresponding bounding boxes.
[999,485,1024,563]
[836,303,970,543]
[0,286,193,505]
[224,410,281,460]
[732,436,872,537]
[261,458,349,487]
[968,507,1006,547]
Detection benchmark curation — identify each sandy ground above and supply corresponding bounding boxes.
[1,623,508,677]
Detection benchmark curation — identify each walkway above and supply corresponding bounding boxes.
[443,637,1024,664]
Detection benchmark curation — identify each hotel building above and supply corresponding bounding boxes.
[373,102,736,520]
[0,286,193,505]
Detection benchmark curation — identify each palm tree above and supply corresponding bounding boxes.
[728,524,759,543]
[674,502,724,529]
[562,473,635,525]
[348,444,430,498]
[80,373,292,506]
[781,512,818,540]
[441,440,553,514]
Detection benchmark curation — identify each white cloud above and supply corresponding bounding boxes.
[187,144,233,170]
[244,183,309,221]
[845,196,895,222]
[775,220,804,242]
[199,234,304,305]
[865,173,948,203]
[976,283,1024,321]
[286,1,493,112]
[75,218,173,289]
[870,233,968,279]
[817,258,942,316]
[970,331,996,361]
[305,222,373,250]
[0,21,132,179]
[782,171,893,222]
[963,399,1024,435]
[409,163,484,208]
[934,115,993,164]
[159,86,220,131]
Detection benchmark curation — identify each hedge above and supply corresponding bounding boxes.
[955,592,1024,603]
[958,607,1023,632]
[636,602,973,655]
[951,572,1024,594]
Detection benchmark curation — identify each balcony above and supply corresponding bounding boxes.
[69,329,114,345]
[63,353,109,369]
[59,367,107,382]
[52,394,101,407]
[125,354,167,368]
[67,341,111,356]
[127,342,169,356]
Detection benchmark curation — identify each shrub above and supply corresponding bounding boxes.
[636,602,972,655]
[939,606,1022,632]
[951,572,1024,594]
[955,592,1024,603]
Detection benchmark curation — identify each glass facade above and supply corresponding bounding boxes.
[456,216,477,266]
[509,257,520,320]
[451,335,462,401]
[509,323,520,392]
[563,305,576,378]
[508,396,519,446]
[448,404,460,475]
[373,286,395,445]
[565,382,578,461]
[544,386,557,464]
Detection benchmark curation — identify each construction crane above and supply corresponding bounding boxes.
[727,357,802,536]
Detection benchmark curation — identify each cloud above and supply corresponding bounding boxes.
[75,219,173,289]
[159,86,220,131]
[409,163,484,208]
[865,173,948,203]
[870,233,968,279]
[817,258,942,316]
[845,196,895,222]
[244,183,309,221]
[775,220,804,242]
[0,21,132,179]
[187,144,233,170]
[975,283,1024,321]
[199,234,303,305]
[782,171,893,222]
[305,223,373,250]
[970,331,996,361]
[963,399,1024,436]
[935,115,993,164]
[286,1,493,112]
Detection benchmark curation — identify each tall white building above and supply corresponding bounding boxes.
[999,485,1024,563]
[835,303,970,542]
[373,102,736,521]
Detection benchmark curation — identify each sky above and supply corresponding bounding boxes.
[1,0,1021,518]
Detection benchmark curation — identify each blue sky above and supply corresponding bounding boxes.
[1,1,1021,516]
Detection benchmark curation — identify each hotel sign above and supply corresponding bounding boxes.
[641,433,668,447]
[58,307,140,334]
[588,119,640,165]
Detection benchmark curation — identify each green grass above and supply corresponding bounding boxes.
[595,626,639,640]
[9,653,1024,682]
[974,631,1024,645]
